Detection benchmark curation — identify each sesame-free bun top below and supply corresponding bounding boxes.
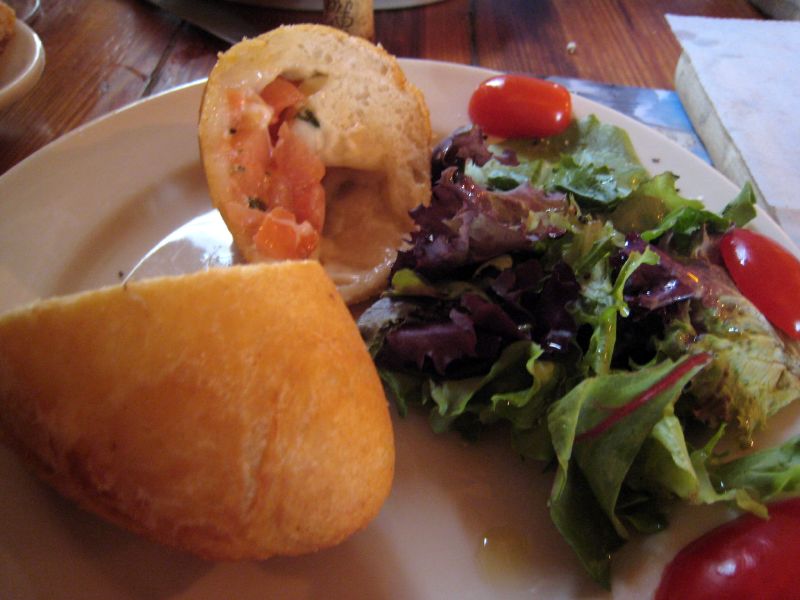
[199,24,432,304]
[0,261,394,559]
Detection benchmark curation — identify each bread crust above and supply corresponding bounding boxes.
[0,262,394,559]
[199,24,432,304]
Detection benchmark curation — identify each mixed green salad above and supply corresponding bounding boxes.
[357,117,800,588]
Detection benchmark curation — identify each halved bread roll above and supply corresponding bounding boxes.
[0,262,394,559]
[199,24,432,304]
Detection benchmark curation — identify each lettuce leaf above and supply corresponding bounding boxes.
[547,354,711,587]
[360,113,799,592]
[658,269,800,441]
[611,175,756,253]
[466,115,648,209]
[710,435,800,502]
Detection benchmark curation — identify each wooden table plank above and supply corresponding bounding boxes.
[473,0,764,88]
[147,25,225,96]
[376,0,472,63]
[0,0,180,173]
[1,0,767,176]
[129,2,478,110]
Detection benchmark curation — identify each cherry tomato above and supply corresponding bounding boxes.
[655,498,800,600]
[468,74,572,139]
[720,228,800,340]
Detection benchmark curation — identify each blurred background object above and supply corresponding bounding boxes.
[0,0,44,111]
[323,0,373,39]
[749,0,800,19]
[5,0,39,22]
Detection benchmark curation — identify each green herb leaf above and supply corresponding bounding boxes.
[297,108,320,128]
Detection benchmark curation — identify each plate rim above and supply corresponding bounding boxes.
[0,19,45,110]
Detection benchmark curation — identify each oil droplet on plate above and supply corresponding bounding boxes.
[477,525,536,587]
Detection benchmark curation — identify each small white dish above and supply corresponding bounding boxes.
[0,18,45,110]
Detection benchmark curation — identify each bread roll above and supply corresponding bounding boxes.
[0,262,394,559]
[199,24,432,304]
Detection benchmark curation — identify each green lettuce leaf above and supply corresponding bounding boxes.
[709,433,800,503]
[379,369,428,418]
[611,175,756,252]
[721,181,758,227]
[466,115,648,209]
[428,340,544,432]
[660,290,800,441]
[628,414,700,500]
[578,247,660,376]
[547,354,710,587]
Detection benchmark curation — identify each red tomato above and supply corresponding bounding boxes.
[253,206,319,260]
[720,228,800,340]
[259,76,305,124]
[655,498,800,600]
[468,74,572,138]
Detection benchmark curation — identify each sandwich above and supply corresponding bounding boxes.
[199,24,432,304]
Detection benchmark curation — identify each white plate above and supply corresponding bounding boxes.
[0,19,44,110]
[224,0,445,10]
[1,59,799,600]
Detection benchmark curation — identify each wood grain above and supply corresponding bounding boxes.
[377,0,472,63]
[0,0,765,175]
[473,0,763,88]
[0,0,179,173]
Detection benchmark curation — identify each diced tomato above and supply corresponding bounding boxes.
[264,172,293,212]
[292,183,325,233]
[272,122,325,185]
[253,207,320,259]
[259,77,305,120]
[225,79,327,260]
[228,130,270,201]
[272,122,326,231]
[720,228,800,340]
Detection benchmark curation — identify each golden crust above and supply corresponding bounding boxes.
[0,261,394,559]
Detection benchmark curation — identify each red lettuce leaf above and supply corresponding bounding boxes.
[393,167,569,278]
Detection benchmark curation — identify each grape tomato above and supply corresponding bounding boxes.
[468,74,572,139]
[655,498,800,600]
[720,228,800,340]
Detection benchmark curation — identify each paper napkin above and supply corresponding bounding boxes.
[667,15,800,247]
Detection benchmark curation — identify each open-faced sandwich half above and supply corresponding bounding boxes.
[199,24,432,304]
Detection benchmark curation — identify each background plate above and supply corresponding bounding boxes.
[0,19,45,110]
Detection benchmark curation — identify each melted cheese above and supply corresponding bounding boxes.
[320,168,409,302]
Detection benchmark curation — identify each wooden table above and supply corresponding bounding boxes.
[0,0,764,175]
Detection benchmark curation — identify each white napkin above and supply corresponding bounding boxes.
[667,15,800,247]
